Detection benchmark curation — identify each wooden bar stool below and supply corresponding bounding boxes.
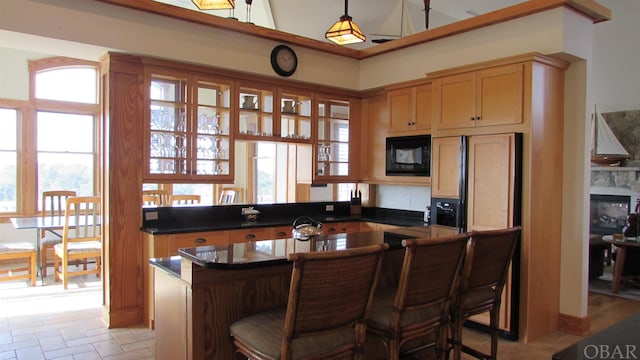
[449,226,521,360]
[230,243,388,360]
[0,242,37,286]
[367,233,470,360]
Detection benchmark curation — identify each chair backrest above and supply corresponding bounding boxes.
[142,189,170,206]
[218,189,236,204]
[41,190,77,238]
[42,190,77,217]
[282,243,389,358]
[171,194,201,205]
[142,195,160,206]
[391,233,470,328]
[462,226,521,295]
[63,196,101,245]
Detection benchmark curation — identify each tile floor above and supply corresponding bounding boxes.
[0,268,155,360]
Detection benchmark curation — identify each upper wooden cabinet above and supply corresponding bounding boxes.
[432,64,523,130]
[387,83,432,134]
[145,68,234,182]
[431,136,461,199]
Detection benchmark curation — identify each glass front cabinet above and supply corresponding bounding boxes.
[316,97,350,180]
[145,69,233,182]
[279,89,313,142]
[237,82,275,140]
[144,66,353,183]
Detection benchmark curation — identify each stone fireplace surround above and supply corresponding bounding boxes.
[590,109,640,234]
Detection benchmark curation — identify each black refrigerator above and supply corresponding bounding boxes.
[431,132,523,340]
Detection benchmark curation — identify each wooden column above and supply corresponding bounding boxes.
[100,53,145,327]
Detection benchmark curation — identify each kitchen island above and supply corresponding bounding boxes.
[150,225,458,360]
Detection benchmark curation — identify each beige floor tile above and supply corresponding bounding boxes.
[0,273,154,360]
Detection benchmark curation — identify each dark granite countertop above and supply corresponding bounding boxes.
[141,202,427,235]
[149,225,459,275]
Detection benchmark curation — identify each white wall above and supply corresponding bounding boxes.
[0,0,360,90]
[0,224,37,244]
[377,184,430,212]
[592,0,640,111]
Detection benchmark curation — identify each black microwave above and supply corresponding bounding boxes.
[385,135,431,176]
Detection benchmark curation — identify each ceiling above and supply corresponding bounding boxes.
[157,0,526,49]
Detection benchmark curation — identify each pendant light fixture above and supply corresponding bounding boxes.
[191,0,235,10]
[325,0,365,45]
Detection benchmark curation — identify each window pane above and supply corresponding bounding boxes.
[173,184,214,205]
[0,109,17,150]
[35,67,97,104]
[37,112,94,152]
[38,153,94,200]
[0,152,17,212]
[255,143,275,204]
[0,109,17,212]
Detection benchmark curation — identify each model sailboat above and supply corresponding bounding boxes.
[591,105,630,166]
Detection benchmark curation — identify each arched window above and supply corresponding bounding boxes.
[30,58,100,208]
[0,57,100,216]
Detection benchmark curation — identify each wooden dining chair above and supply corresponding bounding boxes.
[218,189,236,204]
[53,196,102,290]
[0,242,37,286]
[41,190,77,277]
[230,243,389,360]
[142,189,171,206]
[170,194,201,205]
[449,226,521,360]
[142,194,160,206]
[367,233,470,360]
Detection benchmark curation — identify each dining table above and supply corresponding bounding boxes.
[602,234,640,293]
[10,215,100,283]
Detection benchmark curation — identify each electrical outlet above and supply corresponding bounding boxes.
[145,211,158,221]
[325,204,334,212]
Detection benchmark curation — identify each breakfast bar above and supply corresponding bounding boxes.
[150,225,458,360]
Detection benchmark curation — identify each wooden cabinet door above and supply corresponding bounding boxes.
[170,231,229,254]
[476,64,524,127]
[388,88,413,132]
[413,84,432,132]
[154,269,189,360]
[228,227,274,243]
[434,72,476,130]
[431,136,461,198]
[363,93,389,181]
[388,84,432,133]
[466,133,516,231]
[325,221,360,234]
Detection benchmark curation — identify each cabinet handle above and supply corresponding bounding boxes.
[277,231,287,237]
[407,121,412,126]
[194,238,206,244]
[328,227,336,233]
[476,116,481,120]
[245,234,256,240]
[470,116,475,121]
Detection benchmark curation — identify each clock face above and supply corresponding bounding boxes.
[271,45,297,77]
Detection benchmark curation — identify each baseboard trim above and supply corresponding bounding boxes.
[103,306,143,329]
[558,312,590,336]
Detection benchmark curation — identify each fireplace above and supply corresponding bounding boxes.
[589,194,630,235]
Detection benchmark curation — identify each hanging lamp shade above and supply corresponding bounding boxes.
[192,0,235,10]
[325,0,365,45]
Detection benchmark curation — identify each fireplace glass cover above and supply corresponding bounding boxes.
[590,194,630,235]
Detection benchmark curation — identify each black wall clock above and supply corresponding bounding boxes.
[270,45,297,77]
